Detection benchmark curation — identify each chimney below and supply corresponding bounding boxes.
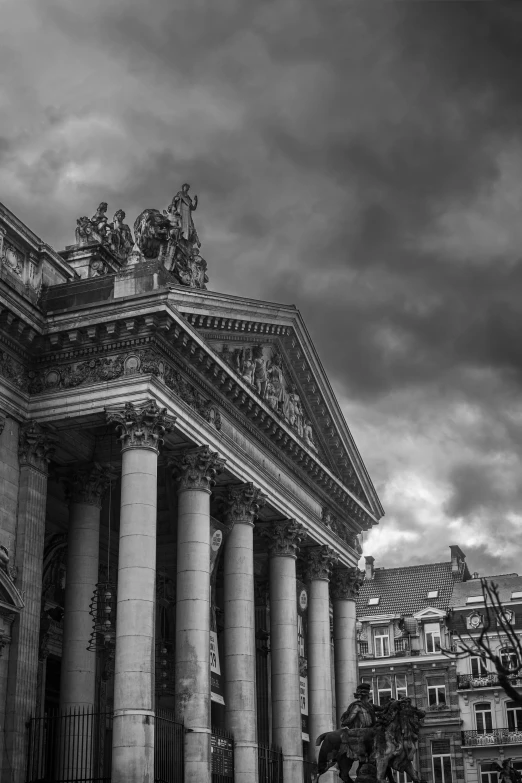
[450,545,466,574]
[365,555,375,581]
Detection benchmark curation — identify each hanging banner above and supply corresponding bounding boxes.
[297,581,309,741]
[300,676,309,742]
[210,630,225,705]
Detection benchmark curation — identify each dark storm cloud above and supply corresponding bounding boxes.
[2,0,522,574]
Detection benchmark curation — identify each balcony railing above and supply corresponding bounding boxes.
[458,673,522,690]
[358,638,411,659]
[462,729,522,747]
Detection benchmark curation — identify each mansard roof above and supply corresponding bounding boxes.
[357,561,464,618]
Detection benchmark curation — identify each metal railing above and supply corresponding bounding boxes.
[457,673,522,690]
[211,725,234,783]
[155,709,184,783]
[258,742,283,783]
[26,707,184,783]
[462,729,522,746]
[394,638,410,654]
[26,707,112,783]
[303,758,318,782]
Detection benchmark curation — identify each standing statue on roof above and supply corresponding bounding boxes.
[170,183,200,248]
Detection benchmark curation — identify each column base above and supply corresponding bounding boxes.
[283,754,307,783]
[111,712,154,783]
[233,741,259,783]
[185,729,211,783]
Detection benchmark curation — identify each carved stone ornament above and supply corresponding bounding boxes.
[67,463,114,508]
[330,567,365,600]
[169,445,226,492]
[261,519,305,558]
[224,483,267,525]
[305,545,338,582]
[74,203,133,263]
[131,184,208,289]
[19,421,57,473]
[106,400,176,453]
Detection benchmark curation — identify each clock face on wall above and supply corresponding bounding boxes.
[468,612,482,629]
[299,589,308,613]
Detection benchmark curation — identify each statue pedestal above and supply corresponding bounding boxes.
[60,242,123,279]
[355,762,379,783]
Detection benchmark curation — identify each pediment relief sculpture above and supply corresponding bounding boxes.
[217,342,318,451]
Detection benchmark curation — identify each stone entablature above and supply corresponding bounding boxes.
[0,288,376,536]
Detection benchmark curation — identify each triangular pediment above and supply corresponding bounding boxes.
[178,293,383,523]
[413,607,446,621]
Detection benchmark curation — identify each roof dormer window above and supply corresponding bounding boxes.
[368,597,380,606]
[427,590,439,599]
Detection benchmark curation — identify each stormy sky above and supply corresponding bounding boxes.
[2,1,522,576]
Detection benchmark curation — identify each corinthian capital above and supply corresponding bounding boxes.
[67,463,114,507]
[169,445,226,492]
[19,421,57,473]
[305,545,338,581]
[224,483,266,525]
[331,567,365,600]
[261,519,305,558]
[106,400,175,453]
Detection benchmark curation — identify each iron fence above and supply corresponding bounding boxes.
[26,707,112,783]
[26,707,184,783]
[155,709,184,783]
[258,742,283,783]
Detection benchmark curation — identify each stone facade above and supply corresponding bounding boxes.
[0,196,384,783]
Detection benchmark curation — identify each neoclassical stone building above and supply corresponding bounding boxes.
[0,193,383,783]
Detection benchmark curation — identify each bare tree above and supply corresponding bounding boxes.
[442,578,522,706]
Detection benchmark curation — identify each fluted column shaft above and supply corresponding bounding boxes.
[331,568,364,726]
[264,520,305,783]
[172,446,225,783]
[107,401,174,783]
[224,484,266,783]
[306,546,337,761]
[4,422,55,783]
[60,466,111,711]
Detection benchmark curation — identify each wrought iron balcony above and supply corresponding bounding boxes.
[457,673,522,690]
[358,638,410,659]
[462,729,522,747]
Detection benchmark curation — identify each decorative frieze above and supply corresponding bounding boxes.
[169,445,226,492]
[305,545,338,582]
[106,399,175,453]
[261,519,305,558]
[224,482,267,525]
[67,463,113,507]
[19,421,56,473]
[322,507,363,551]
[330,567,365,601]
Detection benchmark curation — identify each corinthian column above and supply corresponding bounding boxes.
[60,464,112,712]
[263,520,305,783]
[170,446,226,783]
[224,483,266,783]
[5,421,56,783]
[306,546,338,762]
[106,400,175,783]
[331,567,364,726]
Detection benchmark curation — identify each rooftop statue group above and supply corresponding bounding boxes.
[315,682,426,783]
[74,184,208,289]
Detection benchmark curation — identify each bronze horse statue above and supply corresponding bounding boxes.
[315,698,426,783]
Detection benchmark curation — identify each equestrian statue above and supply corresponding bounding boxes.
[315,682,426,783]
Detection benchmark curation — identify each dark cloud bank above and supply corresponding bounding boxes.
[3,0,522,573]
